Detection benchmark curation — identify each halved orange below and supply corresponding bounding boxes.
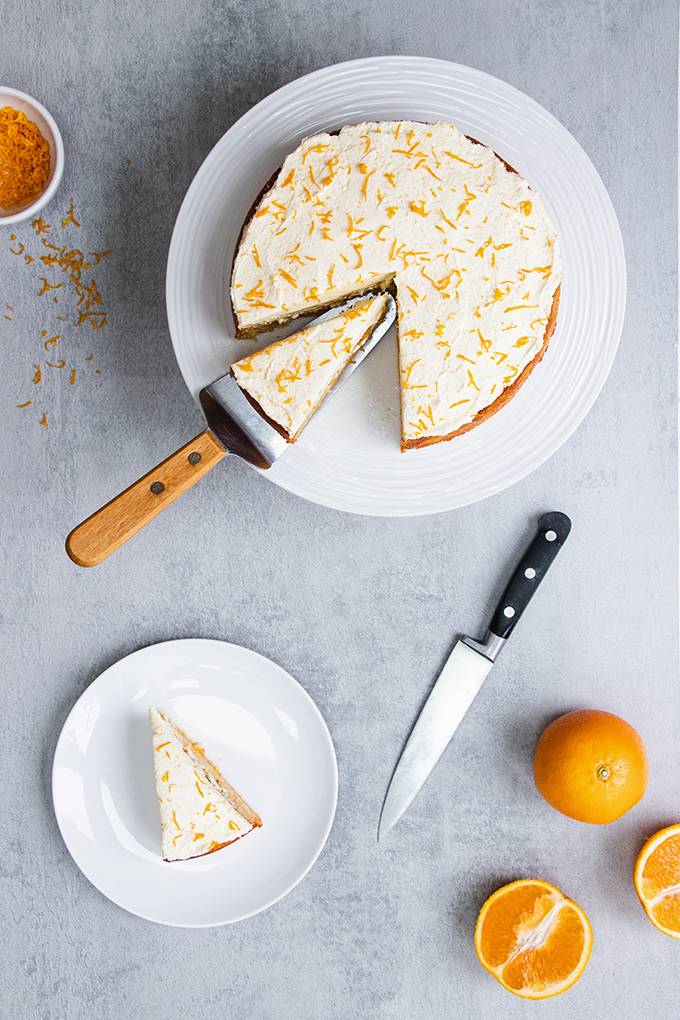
[634,824,680,938]
[474,879,593,999]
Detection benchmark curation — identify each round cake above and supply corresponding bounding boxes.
[230,121,561,450]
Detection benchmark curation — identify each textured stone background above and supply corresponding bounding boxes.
[1,1,678,1017]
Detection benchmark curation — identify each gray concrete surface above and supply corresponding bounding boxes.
[1,1,678,1017]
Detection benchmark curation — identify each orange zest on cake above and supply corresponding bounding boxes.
[149,708,262,862]
[231,121,561,450]
[232,293,389,440]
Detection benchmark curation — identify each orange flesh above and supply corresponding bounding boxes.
[639,832,680,898]
[637,830,680,932]
[651,894,680,930]
[479,885,557,969]
[501,903,587,992]
[475,880,591,998]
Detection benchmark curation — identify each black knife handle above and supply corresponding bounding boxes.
[488,512,571,641]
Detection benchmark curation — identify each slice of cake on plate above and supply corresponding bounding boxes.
[231,292,389,441]
[150,707,262,862]
[231,121,561,449]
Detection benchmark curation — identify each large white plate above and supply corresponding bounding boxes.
[166,56,625,516]
[52,639,338,927]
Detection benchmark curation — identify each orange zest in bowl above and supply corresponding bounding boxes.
[0,106,50,210]
[474,879,593,999]
[634,824,680,938]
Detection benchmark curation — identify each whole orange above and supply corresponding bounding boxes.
[533,709,647,823]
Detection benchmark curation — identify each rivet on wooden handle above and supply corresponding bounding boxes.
[65,430,227,567]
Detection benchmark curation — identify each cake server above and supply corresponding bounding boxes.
[66,293,396,567]
[378,512,571,841]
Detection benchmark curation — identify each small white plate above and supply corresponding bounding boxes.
[167,56,625,516]
[52,639,338,927]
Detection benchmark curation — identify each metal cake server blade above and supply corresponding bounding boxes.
[66,292,396,566]
[378,511,572,841]
[200,292,396,469]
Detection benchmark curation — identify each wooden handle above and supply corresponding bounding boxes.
[65,430,227,567]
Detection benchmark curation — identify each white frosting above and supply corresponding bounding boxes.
[231,121,561,444]
[232,293,388,438]
[150,708,253,862]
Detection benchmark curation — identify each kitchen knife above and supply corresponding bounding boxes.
[378,511,571,841]
[65,293,396,567]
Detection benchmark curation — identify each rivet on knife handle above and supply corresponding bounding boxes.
[488,511,571,641]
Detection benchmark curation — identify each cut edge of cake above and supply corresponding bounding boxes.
[233,275,395,339]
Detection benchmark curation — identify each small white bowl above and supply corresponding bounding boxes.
[0,86,64,226]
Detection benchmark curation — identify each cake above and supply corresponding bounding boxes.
[232,292,389,440]
[230,121,561,450]
[149,707,262,862]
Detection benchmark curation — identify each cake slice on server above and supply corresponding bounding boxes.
[64,291,395,567]
[150,707,262,862]
[231,292,390,441]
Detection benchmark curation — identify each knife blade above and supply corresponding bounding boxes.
[378,511,572,841]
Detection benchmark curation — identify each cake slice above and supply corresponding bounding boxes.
[149,707,262,862]
[231,292,389,440]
